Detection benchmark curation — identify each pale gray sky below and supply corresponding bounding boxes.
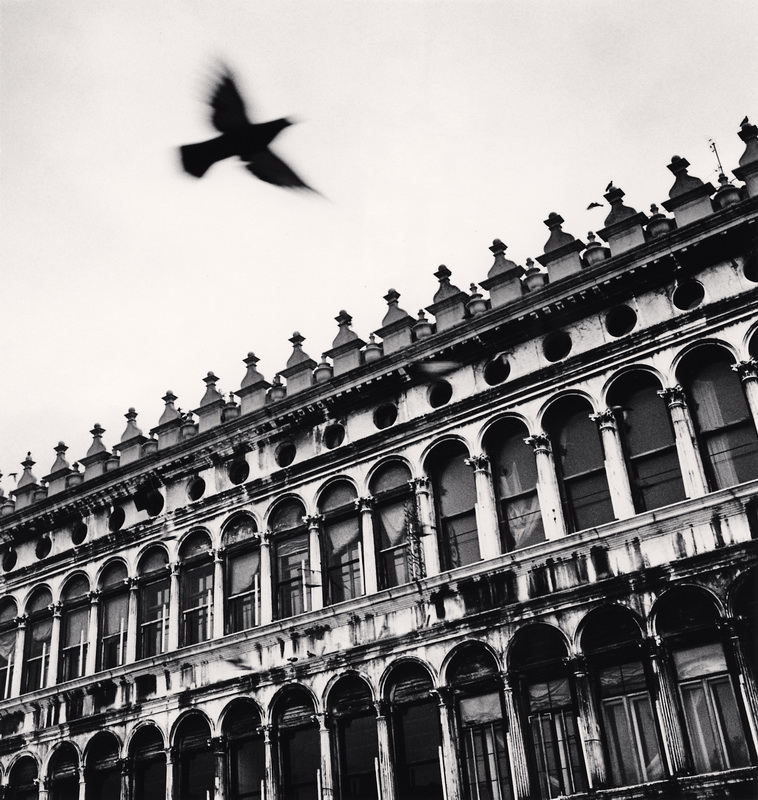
[1,0,756,486]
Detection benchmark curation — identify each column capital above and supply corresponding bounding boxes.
[733,358,758,381]
[303,514,323,530]
[169,561,181,576]
[355,495,374,512]
[208,735,227,753]
[87,590,101,604]
[118,757,132,776]
[563,653,589,676]
[164,745,178,762]
[409,476,430,492]
[127,576,140,591]
[261,530,273,546]
[464,454,490,473]
[373,699,389,717]
[13,613,28,628]
[430,686,456,707]
[48,602,63,618]
[525,432,551,452]
[657,384,687,406]
[589,408,617,429]
[211,546,226,562]
[314,710,332,731]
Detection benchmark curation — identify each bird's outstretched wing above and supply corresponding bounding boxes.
[210,71,252,132]
[246,149,313,190]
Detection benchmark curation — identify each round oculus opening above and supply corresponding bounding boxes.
[373,403,398,430]
[187,476,206,501]
[145,491,164,517]
[605,305,638,337]
[743,249,758,283]
[543,331,572,362]
[324,423,345,450]
[229,459,250,485]
[483,355,510,386]
[108,506,126,532]
[428,380,453,408]
[2,548,17,572]
[275,442,296,468]
[35,536,52,559]
[672,280,705,311]
[71,523,88,546]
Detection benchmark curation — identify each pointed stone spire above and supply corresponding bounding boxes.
[194,371,225,432]
[44,442,73,496]
[426,265,468,331]
[375,289,414,354]
[662,155,715,227]
[325,310,366,376]
[280,332,316,394]
[734,118,758,197]
[479,239,525,308]
[597,186,648,255]
[150,391,183,450]
[80,423,111,480]
[115,408,147,466]
[236,353,271,415]
[536,213,585,281]
[12,453,38,510]
[646,204,675,238]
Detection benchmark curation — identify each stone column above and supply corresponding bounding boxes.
[10,614,26,697]
[262,725,276,800]
[211,736,227,800]
[125,578,139,665]
[78,769,86,800]
[47,602,63,688]
[165,747,176,800]
[411,477,439,577]
[733,359,758,435]
[658,386,708,498]
[259,533,273,625]
[501,673,531,800]
[356,497,378,596]
[38,778,50,800]
[433,689,461,800]
[86,591,100,675]
[525,434,566,539]
[465,454,501,560]
[374,702,397,800]
[721,618,758,754]
[212,548,225,639]
[590,410,635,520]
[305,515,324,612]
[316,712,334,799]
[168,563,181,652]
[119,757,131,800]
[644,637,688,776]
[568,656,606,789]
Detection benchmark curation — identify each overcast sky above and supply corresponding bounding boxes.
[1,0,756,489]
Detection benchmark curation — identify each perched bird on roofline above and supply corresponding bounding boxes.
[605,180,615,192]
[179,65,316,191]
[740,116,750,126]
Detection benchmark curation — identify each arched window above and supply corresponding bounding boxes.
[137,547,170,658]
[223,701,264,800]
[175,714,214,800]
[179,531,214,646]
[23,588,52,692]
[84,732,121,800]
[509,626,587,798]
[386,662,443,800]
[60,575,90,682]
[328,674,378,800]
[270,499,310,619]
[656,588,751,773]
[273,688,319,799]
[319,481,362,604]
[48,743,79,800]
[130,725,166,800]
[0,598,18,699]
[427,441,479,570]
[369,461,419,588]
[484,419,544,551]
[544,397,614,532]
[581,607,664,787]
[98,562,129,670]
[7,756,39,800]
[223,515,261,634]
[678,346,758,490]
[447,644,512,800]
[607,372,686,511]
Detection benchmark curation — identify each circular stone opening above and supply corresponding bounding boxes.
[145,491,164,517]
[605,305,638,337]
[428,381,453,408]
[373,403,398,430]
[2,548,17,572]
[543,331,572,362]
[275,443,297,468]
[672,280,705,311]
[229,460,250,485]
[35,536,52,559]
[483,355,510,386]
[71,523,88,546]
[187,476,206,501]
[324,424,345,450]
[108,507,125,532]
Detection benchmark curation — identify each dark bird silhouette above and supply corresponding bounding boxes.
[741,116,750,126]
[587,201,602,210]
[605,181,615,192]
[180,68,313,189]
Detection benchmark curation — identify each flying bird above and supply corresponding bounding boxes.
[587,202,602,210]
[180,68,314,190]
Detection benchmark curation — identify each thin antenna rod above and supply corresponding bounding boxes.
[709,138,724,174]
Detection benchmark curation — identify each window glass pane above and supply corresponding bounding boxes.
[223,515,257,547]
[180,532,211,560]
[270,500,306,532]
[528,678,571,712]
[463,723,512,800]
[442,510,479,568]
[100,562,128,589]
[707,424,758,487]
[690,361,749,430]
[436,456,476,517]
[140,548,168,574]
[280,726,319,799]
[503,492,544,550]
[338,714,379,800]
[496,430,538,496]
[394,702,442,799]
[460,692,501,725]
[229,550,260,596]
[370,462,412,494]
[102,593,128,636]
[377,500,408,549]
[27,589,53,614]
[681,682,723,772]
[630,695,664,781]
[710,676,751,768]
[673,643,727,680]
[559,409,604,477]
[602,698,638,786]
[599,662,647,696]
[63,606,89,647]
[631,449,686,510]
[565,471,614,530]
[320,481,357,513]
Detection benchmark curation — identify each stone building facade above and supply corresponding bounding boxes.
[0,121,757,800]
